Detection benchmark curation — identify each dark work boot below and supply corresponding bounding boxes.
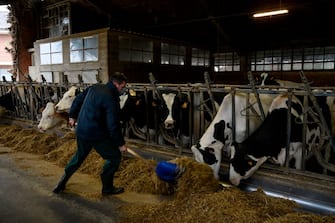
[101,174,124,195]
[53,174,69,194]
[102,187,124,195]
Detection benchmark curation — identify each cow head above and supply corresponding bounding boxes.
[161,93,177,129]
[229,143,268,186]
[191,141,223,179]
[55,86,81,112]
[38,102,66,132]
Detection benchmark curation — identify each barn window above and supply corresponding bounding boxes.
[0,68,12,82]
[292,49,303,71]
[118,36,153,63]
[250,46,335,72]
[161,43,186,65]
[40,72,53,83]
[214,52,240,72]
[40,2,70,38]
[70,35,98,63]
[191,48,210,67]
[324,46,335,70]
[40,41,63,65]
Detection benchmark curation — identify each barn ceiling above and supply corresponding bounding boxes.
[77,0,335,52]
[2,0,335,53]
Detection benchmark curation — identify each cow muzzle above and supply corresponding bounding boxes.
[164,120,175,129]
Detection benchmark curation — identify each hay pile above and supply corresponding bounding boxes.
[0,124,334,223]
[120,188,300,223]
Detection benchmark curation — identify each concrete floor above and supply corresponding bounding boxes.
[0,147,125,223]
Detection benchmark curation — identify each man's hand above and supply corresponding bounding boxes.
[119,145,128,152]
[68,118,76,128]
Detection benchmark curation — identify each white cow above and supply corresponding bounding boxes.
[191,92,277,179]
[37,102,69,132]
[55,86,81,112]
[40,86,131,132]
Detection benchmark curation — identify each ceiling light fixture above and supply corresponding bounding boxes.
[253,9,288,18]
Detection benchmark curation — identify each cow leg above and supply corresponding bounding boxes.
[290,142,303,169]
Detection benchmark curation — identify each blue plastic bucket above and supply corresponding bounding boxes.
[155,161,179,183]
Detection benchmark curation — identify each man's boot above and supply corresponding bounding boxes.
[53,173,69,194]
[101,174,124,195]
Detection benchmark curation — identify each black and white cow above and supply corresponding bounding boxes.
[0,91,15,112]
[229,93,330,186]
[191,91,277,179]
[154,91,191,147]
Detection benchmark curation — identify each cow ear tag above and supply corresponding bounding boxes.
[181,102,188,109]
[129,89,136,96]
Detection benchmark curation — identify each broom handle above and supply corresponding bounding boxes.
[127,147,144,159]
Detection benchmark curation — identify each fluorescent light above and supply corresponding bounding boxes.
[253,9,288,18]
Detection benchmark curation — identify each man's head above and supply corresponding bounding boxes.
[111,72,127,94]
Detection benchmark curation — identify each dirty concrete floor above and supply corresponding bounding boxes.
[0,146,161,223]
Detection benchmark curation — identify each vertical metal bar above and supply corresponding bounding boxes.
[193,88,201,143]
[204,72,217,115]
[231,88,236,142]
[301,94,308,170]
[247,71,265,120]
[285,91,293,168]
[246,92,250,137]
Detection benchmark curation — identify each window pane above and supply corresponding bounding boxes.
[180,46,186,54]
[170,45,178,54]
[51,41,62,52]
[178,56,185,65]
[313,62,323,70]
[51,52,63,64]
[256,64,264,71]
[170,56,178,65]
[132,51,142,62]
[324,62,334,70]
[283,64,291,71]
[273,64,280,71]
[40,43,50,54]
[292,63,302,70]
[161,54,169,64]
[303,63,313,70]
[41,72,53,83]
[119,49,130,61]
[192,58,198,66]
[204,58,209,66]
[143,52,153,63]
[40,54,50,64]
[70,51,83,62]
[325,53,335,61]
[84,36,98,49]
[70,38,83,50]
[161,43,169,53]
[84,49,98,61]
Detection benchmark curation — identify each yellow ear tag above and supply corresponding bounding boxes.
[181,102,188,109]
[129,89,136,97]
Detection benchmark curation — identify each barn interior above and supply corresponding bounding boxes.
[0,0,335,84]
